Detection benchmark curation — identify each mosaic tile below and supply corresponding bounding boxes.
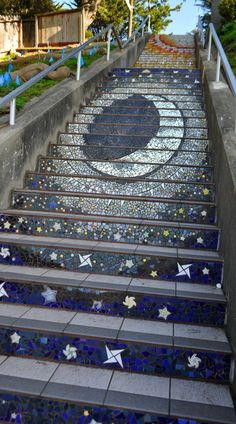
[0,214,219,250]
[74,114,207,129]
[56,137,210,154]
[0,243,223,285]
[39,158,212,182]
[0,280,225,326]
[0,392,210,424]
[0,327,230,381]
[80,106,207,118]
[12,192,216,224]
[25,174,215,202]
[90,98,204,110]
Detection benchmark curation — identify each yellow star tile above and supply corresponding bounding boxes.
[83,410,89,417]
[150,270,157,278]
[36,227,43,233]
[3,221,11,229]
[163,230,169,237]
[178,208,184,214]
[203,188,209,196]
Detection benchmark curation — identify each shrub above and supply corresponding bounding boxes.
[219,0,236,21]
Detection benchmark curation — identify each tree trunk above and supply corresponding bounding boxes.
[211,0,221,29]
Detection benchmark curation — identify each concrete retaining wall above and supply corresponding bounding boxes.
[196,40,236,397]
[0,34,149,209]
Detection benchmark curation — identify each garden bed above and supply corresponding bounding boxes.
[0,43,114,115]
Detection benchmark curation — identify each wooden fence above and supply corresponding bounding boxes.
[0,10,83,50]
[0,16,22,52]
[36,9,83,47]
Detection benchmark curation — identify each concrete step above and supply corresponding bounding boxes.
[0,209,219,250]
[56,135,210,152]
[24,172,215,202]
[66,122,208,139]
[98,86,202,96]
[0,356,234,423]
[0,304,231,382]
[0,264,226,326]
[90,96,205,110]
[94,91,203,104]
[0,233,223,285]
[12,189,216,224]
[111,67,201,75]
[80,105,207,118]
[102,80,202,89]
[73,113,207,129]
[38,157,213,183]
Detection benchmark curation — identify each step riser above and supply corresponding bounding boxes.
[102,82,202,89]
[94,93,204,104]
[99,87,202,96]
[57,136,210,152]
[25,174,215,202]
[0,282,225,326]
[0,214,219,250]
[39,159,213,183]
[74,115,207,129]
[12,192,216,224]
[0,393,229,424]
[0,243,223,285]
[67,123,208,139]
[91,98,205,110]
[0,327,230,382]
[80,106,207,118]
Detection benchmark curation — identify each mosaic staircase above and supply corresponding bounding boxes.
[0,34,235,423]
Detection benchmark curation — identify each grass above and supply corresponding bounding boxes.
[0,45,115,114]
[218,21,236,75]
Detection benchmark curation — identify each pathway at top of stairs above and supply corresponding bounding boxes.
[0,33,235,424]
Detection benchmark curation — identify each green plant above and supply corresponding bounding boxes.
[85,29,93,39]
[219,0,236,21]
[218,20,236,74]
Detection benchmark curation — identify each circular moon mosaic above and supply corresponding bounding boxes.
[81,94,185,179]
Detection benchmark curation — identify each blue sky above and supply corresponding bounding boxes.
[163,0,202,34]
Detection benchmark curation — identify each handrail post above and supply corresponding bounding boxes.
[142,26,144,37]
[207,30,212,61]
[10,98,16,126]
[107,28,112,61]
[216,52,221,82]
[133,33,136,43]
[76,50,82,81]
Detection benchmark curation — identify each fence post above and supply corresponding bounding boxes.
[10,98,16,126]
[76,50,82,81]
[35,15,39,48]
[216,52,221,82]
[207,30,212,61]
[107,28,112,61]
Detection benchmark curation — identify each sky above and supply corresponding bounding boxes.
[163,0,202,34]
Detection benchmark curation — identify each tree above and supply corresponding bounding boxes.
[0,0,62,18]
[219,0,236,21]
[92,0,182,34]
[135,0,182,33]
[196,0,212,28]
[91,0,129,34]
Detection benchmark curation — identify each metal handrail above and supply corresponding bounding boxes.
[0,16,150,126]
[207,23,236,97]
[122,15,151,48]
